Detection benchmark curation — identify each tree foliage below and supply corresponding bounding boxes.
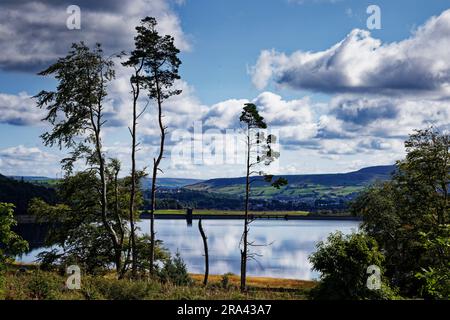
[351,128,449,297]
[125,16,182,274]
[309,232,397,300]
[0,203,28,269]
[239,103,287,291]
[415,225,450,299]
[29,163,146,276]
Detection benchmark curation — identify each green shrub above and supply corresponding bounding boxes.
[0,203,29,270]
[159,252,192,286]
[26,271,62,300]
[309,232,398,300]
[0,273,4,299]
[220,273,235,289]
[415,225,450,299]
[88,277,159,300]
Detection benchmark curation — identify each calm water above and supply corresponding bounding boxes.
[18,219,359,280]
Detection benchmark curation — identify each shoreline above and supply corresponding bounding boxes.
[15,213,362,224]
[141,213,362,221]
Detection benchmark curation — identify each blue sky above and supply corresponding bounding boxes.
[0,0,449,178]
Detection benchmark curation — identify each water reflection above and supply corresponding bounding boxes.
[139,219,359,280]
[18,219,359,280]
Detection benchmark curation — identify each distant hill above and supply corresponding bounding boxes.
[185,165,396,200]
[9,176,203,190]
[0,174,57,215]
[3,165,396,213]
[141,178,204,189]
[9,176,52,181]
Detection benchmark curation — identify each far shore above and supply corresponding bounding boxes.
[14,210,362,224]
[140,209,362,221]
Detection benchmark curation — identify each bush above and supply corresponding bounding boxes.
[159,252,192,286]
[26,271,62,300]
[88,277,159,300]
[415,225,450,299]
[0,273,4,299]
[220,273,235,289]
[309,232,398,300]
[0,203,29,269]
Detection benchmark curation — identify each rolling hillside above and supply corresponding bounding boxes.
[10,176,203,190]
[185,165,396,200]
[141,177,204,189]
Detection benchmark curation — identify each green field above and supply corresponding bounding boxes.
[189,183,364,199]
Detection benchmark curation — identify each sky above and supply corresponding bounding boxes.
[0,0,449,179]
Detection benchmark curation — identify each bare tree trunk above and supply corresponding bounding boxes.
[149,77,165,275]
[198,219,209,285]
[149,160,157,275]
[97,134,121,274]
[129,78,140,278]
[85,65,122,276]
[90,104,122,276]
[114,169,126,279]
[241,127,251,292]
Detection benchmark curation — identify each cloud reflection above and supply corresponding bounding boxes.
[139,219,359,280]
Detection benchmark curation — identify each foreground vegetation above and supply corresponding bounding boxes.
[310,128,449,300]
[0,265,313,300]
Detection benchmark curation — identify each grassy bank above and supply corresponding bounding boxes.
[0,267,315,300]
[147,209,356,219]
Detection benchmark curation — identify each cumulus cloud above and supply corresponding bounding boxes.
[203,92,318,132]
[105,63,208,144]
[0,0,190,71]
[318,95,450,141]
[0,59,207,129]
[250,9,450,96]
[0,92,44,126]
[0,145,59,176]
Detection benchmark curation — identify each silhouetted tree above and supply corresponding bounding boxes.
[121,18,154,278]
[128,17,182,274]
[198,219,209,285]
[35,43,125,275]
[238,103,287,292]
[352,128,449,297]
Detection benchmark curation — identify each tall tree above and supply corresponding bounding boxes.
[35,43,124,275]
[352,128,449,296]
[239,103,287,292]
[122,20,150,278]
[128,17,182,274]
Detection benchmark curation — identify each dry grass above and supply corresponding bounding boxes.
[191,274,316,290]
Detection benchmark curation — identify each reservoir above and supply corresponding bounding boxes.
[18,219,360,280]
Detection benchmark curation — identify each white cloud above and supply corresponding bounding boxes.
[0,0,190,71]
[202,92,318,139]
[319,95,450,140]
[0,92,44,126]
[0,145,59,176]
[250,9,450,96]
